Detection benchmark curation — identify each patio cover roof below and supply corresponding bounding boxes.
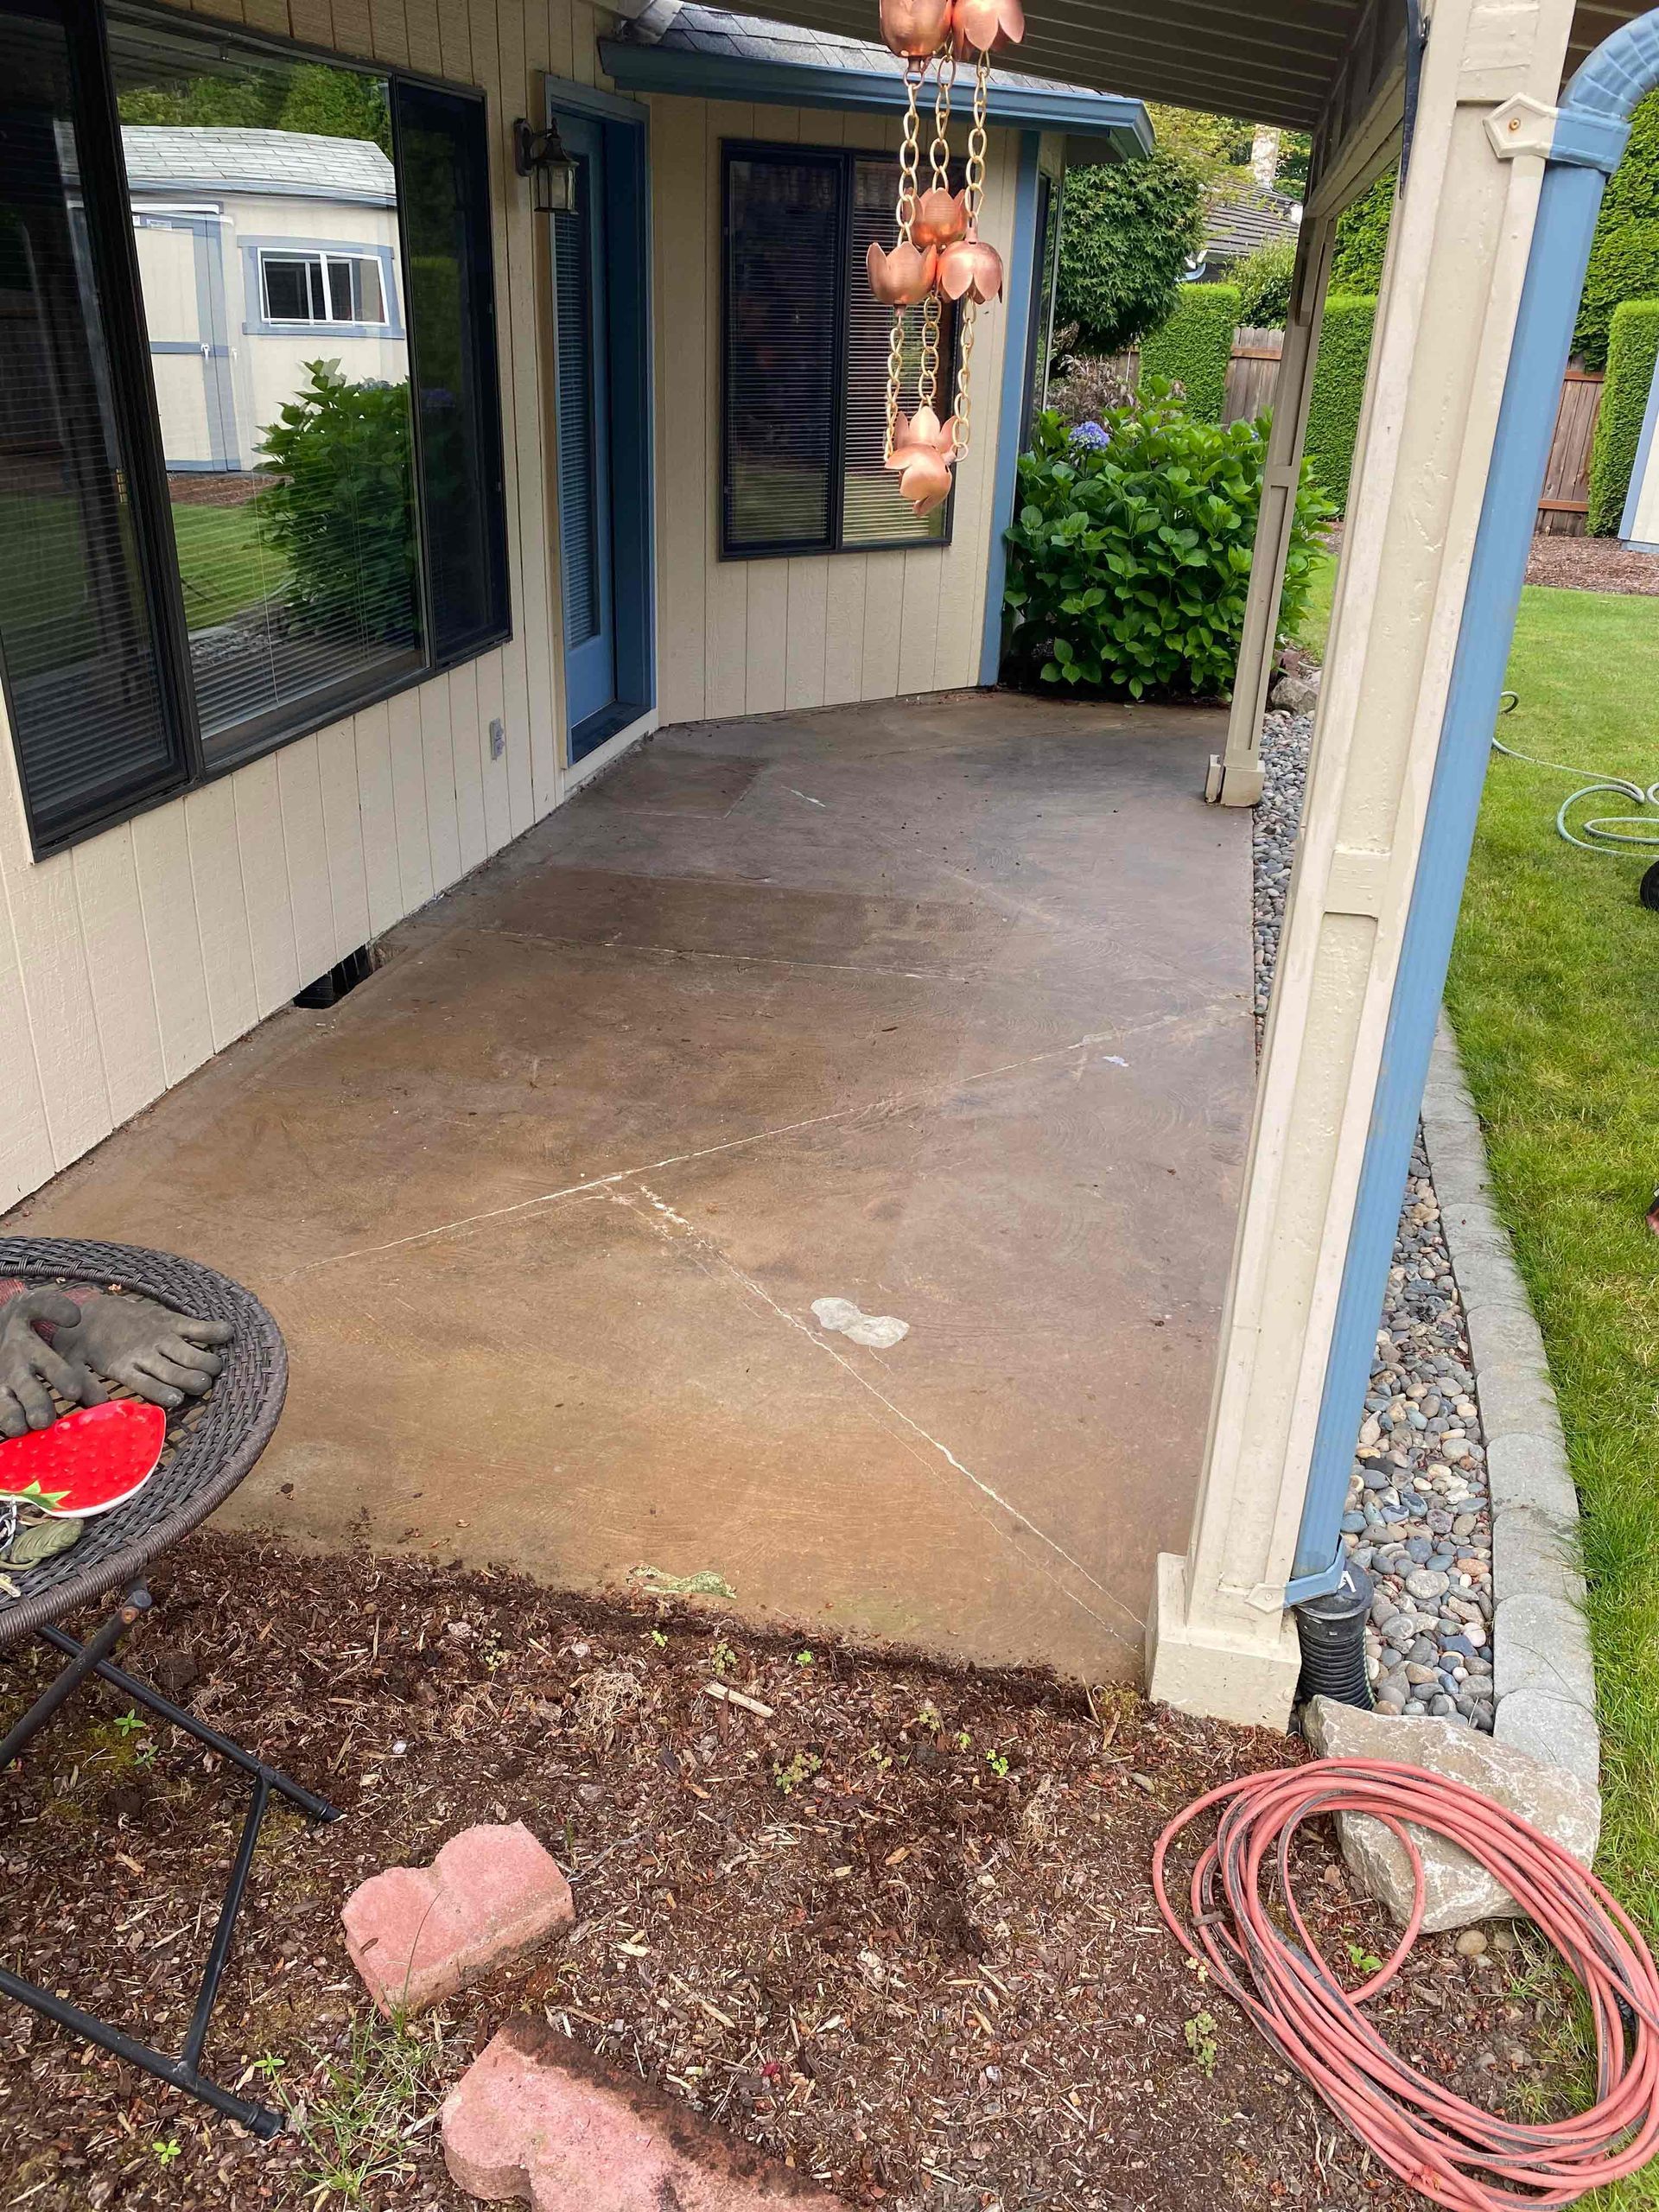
[608,0,1645,150]
[599,0,1152,159]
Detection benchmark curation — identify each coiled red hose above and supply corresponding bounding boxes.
[1153,1759,1659,2209]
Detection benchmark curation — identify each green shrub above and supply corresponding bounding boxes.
[1588,299,1659,533]
[1575,219,1659,373]
[1304,293,1376,511]
[1233,237,1296,328]
[1138,284,1240,423]
[257,359,417,640]
[1001,386,1334,702]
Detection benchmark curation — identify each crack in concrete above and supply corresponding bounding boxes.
[616,1181,1143,1651]
[293,999,1239,1280]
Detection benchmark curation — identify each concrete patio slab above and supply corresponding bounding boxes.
[6,693,1253,1680]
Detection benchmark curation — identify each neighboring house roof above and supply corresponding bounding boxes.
[119,125,396,207]
[599,2,1151,162]
[1200,186,1301,266]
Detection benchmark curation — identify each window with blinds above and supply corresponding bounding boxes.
[553,186,601,646]
[722,145,956,559]
[0,2,188,850]
[395,77,510,666]
[108,16,423,766]
[0,0,509,855]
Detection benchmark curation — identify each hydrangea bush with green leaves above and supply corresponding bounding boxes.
[1001,384,1333,701]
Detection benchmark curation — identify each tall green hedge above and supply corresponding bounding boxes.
[1588,299,1659,534]
[1302,293,1376,512]
[1138,283,1239,423]
[1575,90,1659,371]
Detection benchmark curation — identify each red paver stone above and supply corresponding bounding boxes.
[342,1822,573,2016]
[442,2016,846,2209]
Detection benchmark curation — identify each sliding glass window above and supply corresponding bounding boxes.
[108,15,422,766]
[0,0,510,854]
[0,0,189,849]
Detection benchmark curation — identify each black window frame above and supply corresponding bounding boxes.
[720,138,958,563]
[0,0,512,861]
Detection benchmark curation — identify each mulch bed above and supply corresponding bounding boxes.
[1524,532,1659,595]
[0,1534,1575,2211]
[1325,521,1659,597]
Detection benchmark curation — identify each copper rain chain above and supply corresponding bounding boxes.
[865,0,1023,514]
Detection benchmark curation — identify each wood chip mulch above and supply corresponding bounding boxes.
[1523,532,1659,595]
[1326,521,1659,597]
[0,1533,1577,2211]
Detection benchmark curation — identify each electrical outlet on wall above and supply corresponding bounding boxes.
[489,718,505,761]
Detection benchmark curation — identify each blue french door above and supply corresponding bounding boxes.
[551,113,619,745]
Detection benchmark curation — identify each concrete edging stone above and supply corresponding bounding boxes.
[1419,1014,1601,1808]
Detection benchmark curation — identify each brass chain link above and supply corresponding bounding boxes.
[918,296,941,414]
[930,52,955,195]
[885,68,925,459]
[950,47,993,456]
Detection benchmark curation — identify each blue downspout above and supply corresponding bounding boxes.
[980,133,1042,686]
[1286,29,1648,1601]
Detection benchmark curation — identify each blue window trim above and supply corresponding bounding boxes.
[595,34,1149,166]
[980,133,1041,685]
[241,235,404,340]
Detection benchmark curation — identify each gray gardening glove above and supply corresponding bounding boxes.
[0,1289,104,1439]
[53,1291,233,1412]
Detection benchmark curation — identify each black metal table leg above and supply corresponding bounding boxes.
[36,1619,338,1822]
[0,1590,149,1770]
[1,1587,341,2137]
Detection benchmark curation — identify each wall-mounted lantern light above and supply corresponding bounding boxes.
[512,118,578,214]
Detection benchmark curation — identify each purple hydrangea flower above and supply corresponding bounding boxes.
[1069,421,1109,449]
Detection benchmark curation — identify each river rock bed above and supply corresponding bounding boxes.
[1253,709,1495,1729]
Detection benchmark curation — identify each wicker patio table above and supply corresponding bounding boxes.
[0,1236,338,2136]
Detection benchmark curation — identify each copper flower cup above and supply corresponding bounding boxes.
[912,187,969,250]
[878,0,952,59]
[887,404,957,515]
[867,238,938,305]
[888,444,954,515]
[937,237,1004,303]
[950,0,1024,49]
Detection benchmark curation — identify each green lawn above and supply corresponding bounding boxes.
[1284,557,1659,2172]
[1290,554,1659,1940]
[1446,582,1659,1940]
[0,493,279,669]
[169,499,286,629]
[1290,543,1337,659]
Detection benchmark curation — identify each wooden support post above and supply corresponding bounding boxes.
[1150,0,1578,1726]
[1208,212,1336,809]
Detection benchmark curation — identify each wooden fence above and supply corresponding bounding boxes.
[1223,328,1285,427]
[1107,327,1605,535]
[1535,368,1605,534]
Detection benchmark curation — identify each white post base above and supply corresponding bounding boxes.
[1205,752,1265,807]
[1145,1553,1301,1729]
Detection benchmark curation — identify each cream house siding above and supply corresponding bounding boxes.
[649,93,1018,725]
[0,0,1026,1213]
